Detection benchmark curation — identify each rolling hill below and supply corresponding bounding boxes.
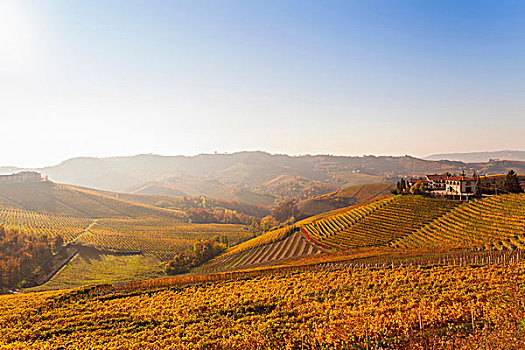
[208,193,525,271]
[425,150,525,162]
[0,181,186,219]
[83,186,270,218]
[8,151,525,205]
[0,180,254,290]
[296,182,395,217]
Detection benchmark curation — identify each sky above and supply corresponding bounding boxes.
[1,0,525,167]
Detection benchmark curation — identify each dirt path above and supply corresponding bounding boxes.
[70,219,99,245]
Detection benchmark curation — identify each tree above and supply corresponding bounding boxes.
[400,179,407,192]
[503,170,523,193]
[410,182,427,195]
[473,173,483,196]
[271,199,303,223]
[194,239,226,264]
[260,215,278,232]
[164,254,192,275]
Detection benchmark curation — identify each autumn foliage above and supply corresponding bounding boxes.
[0,227,63,290]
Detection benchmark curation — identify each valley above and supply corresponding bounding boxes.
[1,165,524,349]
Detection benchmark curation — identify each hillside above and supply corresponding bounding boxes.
[0,181,186,219]
[10,152,525,203]
[425,150,525,162]
[127,177,276,206]
[79,186,270,219]
[296,182,395,217]
[0,181,256,290]
[3,261,525,349]
[391,193,525,250]
[209,193,525,271]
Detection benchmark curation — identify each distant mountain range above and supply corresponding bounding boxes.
[425,150,525,163]
[1,151,525,206]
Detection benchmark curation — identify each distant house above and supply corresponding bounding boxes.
[425,174,447,190]
[0,171,43,184]
[404,174,476,200]
[444,176,475,195]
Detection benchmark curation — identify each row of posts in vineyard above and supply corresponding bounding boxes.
[116,249,525,294]
[317,249,525,271]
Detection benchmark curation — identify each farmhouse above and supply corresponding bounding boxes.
[407,174,476,200]
[0,171,43,184]
[443,176,475,197]
[425,174,447,190]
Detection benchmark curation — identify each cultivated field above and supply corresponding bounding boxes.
[211,194,525,271]
[2,262,525,349]
[391,193,525,250]
[0,182,185,219]
[0,207,92,242]
[303,195,460,249]
[207,231,324,270]
[78,218,251,260]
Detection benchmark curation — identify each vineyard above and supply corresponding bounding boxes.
[391,193,525,250]
[206,231,324,270]
[77,218,251,260]
[0,207,92,242]
[1,262,525,349]
[302,195,461,250]
[209,194,525,272]
[0,182,186,219]
[213,196,461,270]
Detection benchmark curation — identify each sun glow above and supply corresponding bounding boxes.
[0,1,35,69]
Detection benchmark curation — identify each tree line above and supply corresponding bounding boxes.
[0,227,64,291]
[164,236,228,275]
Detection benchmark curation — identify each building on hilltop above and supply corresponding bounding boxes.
[0,171,43,184]
[425,174,447,190]
[444,176,475,196]
[406,174,476,200]
[405,172,523,200]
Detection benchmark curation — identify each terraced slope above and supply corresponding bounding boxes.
[301,196,397,247]
[221,225,297,257]
[218,195,389,259]
[391,193,525,250]
[208,197,396,270]
[206,231,323,270]
[306,196,461,249]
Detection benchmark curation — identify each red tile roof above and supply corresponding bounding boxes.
[446,176,475,181]
[426,174,448,181]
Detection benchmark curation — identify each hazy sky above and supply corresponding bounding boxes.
[1,0,525,167]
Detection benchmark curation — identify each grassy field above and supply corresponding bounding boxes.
[26,247,165,291]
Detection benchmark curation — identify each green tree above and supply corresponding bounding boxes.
[503,170,523,193]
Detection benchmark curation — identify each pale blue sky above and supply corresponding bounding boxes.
[1,0,524,167]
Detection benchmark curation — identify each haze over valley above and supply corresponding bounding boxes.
[1,1,525,349]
